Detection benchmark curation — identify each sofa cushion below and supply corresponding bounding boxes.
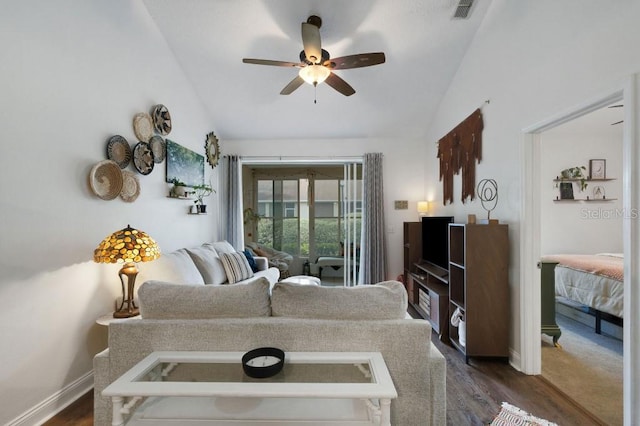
[138,277,271,319]
[136,248,205,286]
[271,280,407,320]
[186,244,227,285]
[219,251,254,284]
[211,240,236,254]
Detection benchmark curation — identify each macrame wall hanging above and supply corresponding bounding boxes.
[437,107,484,205]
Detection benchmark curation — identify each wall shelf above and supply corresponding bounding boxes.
[554,176,616,201]
[553,198,617,202]
[167,195,194,201]
[553,177,616,182]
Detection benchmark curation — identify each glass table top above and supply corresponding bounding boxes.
[137,361,374,384]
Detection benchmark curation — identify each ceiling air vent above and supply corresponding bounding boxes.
[453,0,474,19]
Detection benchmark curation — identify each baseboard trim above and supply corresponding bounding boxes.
[509,347,522,372]
[7,371,93,426]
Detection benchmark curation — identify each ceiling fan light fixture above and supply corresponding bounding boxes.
[299,65,330,86]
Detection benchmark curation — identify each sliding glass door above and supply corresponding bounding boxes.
[247,165,362,285]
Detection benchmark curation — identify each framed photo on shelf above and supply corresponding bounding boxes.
[592,185,606,200]
[589,159,606,179]
[559,182,574,200]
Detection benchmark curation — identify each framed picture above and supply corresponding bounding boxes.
[589,159,606,180]
[559,182,574,200]
[394,200,408,210]
[592,185,605,200]
[165,139,204,187]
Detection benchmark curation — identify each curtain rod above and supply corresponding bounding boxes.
[238,155,363,165]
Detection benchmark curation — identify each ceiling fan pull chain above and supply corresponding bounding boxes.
[314,82,318,104]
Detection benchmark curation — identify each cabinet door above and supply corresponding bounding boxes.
[406,274,415,304]
[403,222,422,273]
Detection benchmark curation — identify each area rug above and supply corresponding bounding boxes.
[490,402,558,426]
[541,314,622,425]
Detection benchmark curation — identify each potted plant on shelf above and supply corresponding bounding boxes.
[558,166,588,191]
[168,178,191,198]
[193,183,214,213]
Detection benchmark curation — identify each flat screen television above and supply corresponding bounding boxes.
[421,216,454,271]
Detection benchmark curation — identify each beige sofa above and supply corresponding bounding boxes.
[135,240,281,287]
[93,279,446,425]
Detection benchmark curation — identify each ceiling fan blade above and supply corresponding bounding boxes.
[280,76,305,95]
[326,52,386,70]
[243,58,303,67]
[301,22,322,64]
[325,73,355,96]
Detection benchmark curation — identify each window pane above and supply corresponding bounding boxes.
[282,181,298,202]
[257,181,273,218]
[315,218,341,256]
[281,218,299,255]
[316,202,338,217]
[299,218,309,256]
[315,180,340,218]
[285,202,297,218]
[300,179,309,256]
[257,219,273,247]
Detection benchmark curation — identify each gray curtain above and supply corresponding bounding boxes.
[359,153,386,284]
[220,155,244,249]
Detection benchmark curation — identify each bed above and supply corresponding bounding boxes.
[540,253,624,342]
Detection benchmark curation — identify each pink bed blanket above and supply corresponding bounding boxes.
[541,254,623,282]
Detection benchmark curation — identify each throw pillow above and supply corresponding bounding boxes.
[138,278,271,319]
[271,280,407,320]
[135,248,205,286]
[243,249,259,272]
[220,251,254,284]
[185,244,227,285]
[211,240,236,254]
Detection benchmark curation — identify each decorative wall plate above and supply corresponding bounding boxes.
[106,135,132,169]
[149,135,165,163]
[120,170,140,202]
[133,142,155,175]
[133,112,154,142]
[152,104,172,135]
[89,160,124,200]
[205,131,220,168]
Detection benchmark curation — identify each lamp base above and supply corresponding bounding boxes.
[113,307,140,318]
[114,262,140,318]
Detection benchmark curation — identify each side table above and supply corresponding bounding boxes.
[96,313,141,326]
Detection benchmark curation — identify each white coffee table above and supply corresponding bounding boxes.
[102,351,397,426]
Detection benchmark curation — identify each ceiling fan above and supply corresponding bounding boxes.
[242,15,385,97]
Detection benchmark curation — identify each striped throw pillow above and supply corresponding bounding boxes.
[220,251,254,284]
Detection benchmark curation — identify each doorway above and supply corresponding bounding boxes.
[520,75,640,424]
[538,103,624,424]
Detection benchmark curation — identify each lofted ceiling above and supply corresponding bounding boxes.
[143,0,492,140]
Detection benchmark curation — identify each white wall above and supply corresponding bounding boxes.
[222,137,429,281]
[0,2,216,424]
[540,112,624,255]
[424,0,640,365]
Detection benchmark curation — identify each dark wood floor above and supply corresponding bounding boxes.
[46,316,603,426]
[432,331,604,425]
